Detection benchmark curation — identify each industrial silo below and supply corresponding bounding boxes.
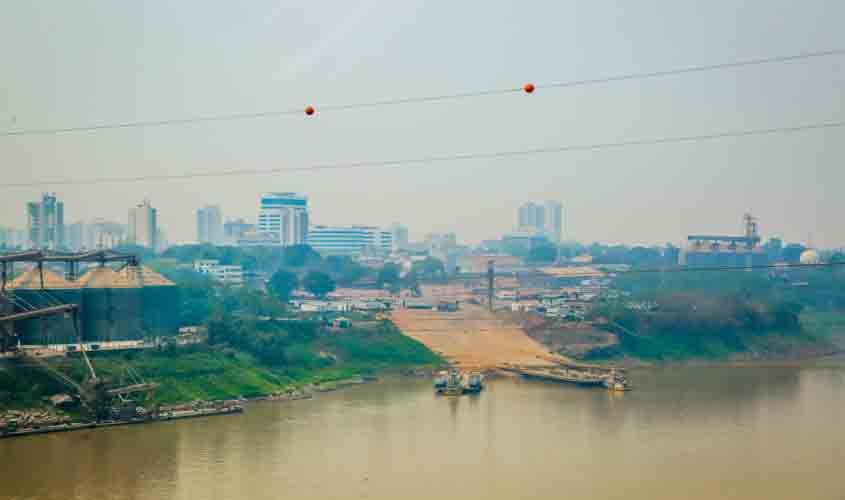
[7,266,83,346]
[117,265,180,338]
[77,266,144,342]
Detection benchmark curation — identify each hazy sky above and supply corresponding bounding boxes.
[1,1,844,247]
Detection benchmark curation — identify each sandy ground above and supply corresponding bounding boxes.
[391,303,570,369]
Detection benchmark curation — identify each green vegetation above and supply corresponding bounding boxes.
[377,263,401,289]
[527,245,558,263]
[591,269,845,361]
[0,320,441,410]
[322,255,368,286]
[0,252,441,412]
[412,257,446,281]
[302,271,336,298]
[268,269,298,301]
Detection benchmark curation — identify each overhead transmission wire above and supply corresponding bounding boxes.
[4,119,844,189]
[1,48,843,138]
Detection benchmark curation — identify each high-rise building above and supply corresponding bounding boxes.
[86,219,125,250]
[257,193,308,246]
[26,193,64,250]
[518,202,545,231]
[128,199,157,249]
[390,223,409,251]
[543,201,563,243]
[65,221,85,252]
[307,226,392,255]
[0,227,27,250]
[517,200,563,243]
[224,218,255,245]
[196,205,223,245]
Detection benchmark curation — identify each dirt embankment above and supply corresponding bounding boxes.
[391,303,568,369]
[513,314,620,359]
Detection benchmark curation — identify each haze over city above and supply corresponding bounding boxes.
[2,0,844,247]
[5,2,845,500]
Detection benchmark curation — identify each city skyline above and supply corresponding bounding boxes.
[0,190,833,251]
[2,2,844,248]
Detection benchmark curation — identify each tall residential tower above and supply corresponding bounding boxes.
[26,193,64,250]
[517,200,563,243]
[197,205,224,245]
[128,199,157,249]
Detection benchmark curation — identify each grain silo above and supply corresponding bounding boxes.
[7,266,83,345]
[77,266,144,342]
[117,265,179,338]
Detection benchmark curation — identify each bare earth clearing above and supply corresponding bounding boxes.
[391,302,569,369]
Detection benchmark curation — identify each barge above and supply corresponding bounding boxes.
[501,364,631,391]
[1,404,244,440]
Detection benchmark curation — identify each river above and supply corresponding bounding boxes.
[2,362,845,500]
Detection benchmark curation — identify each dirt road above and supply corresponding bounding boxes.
[391,303,569,369]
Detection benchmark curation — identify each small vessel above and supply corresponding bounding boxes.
[435,369,483,395]
[441,369,463,396]
[462,372,484,394]
[603,369,631,392]
[433,371,448,393]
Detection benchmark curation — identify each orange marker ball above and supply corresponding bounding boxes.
[305,105,315,116]
[523,83,535,94]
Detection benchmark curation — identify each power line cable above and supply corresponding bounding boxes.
[1,48,843,138]
[3,119,843,189]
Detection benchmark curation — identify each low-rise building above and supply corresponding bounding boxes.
[193,259,244,285]
[300,301,329,312]
[307,225,393,255]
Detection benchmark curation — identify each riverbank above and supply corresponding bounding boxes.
[0,320,442,415]
[518,310,845,367]
[392,303,569,369]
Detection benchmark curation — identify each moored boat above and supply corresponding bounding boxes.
[462,372,484,394]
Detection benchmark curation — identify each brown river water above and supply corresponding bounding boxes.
[2,362,845,500]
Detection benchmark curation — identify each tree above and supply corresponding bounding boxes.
[283,245,321,267]
[377,263,402,288]
[148,263,217,326]
[626,246,662,267]
[528,245,558,263]
[412,257,445,281]
[303,271,335,298]
[113,244,157,262]
[783,244,806,264]
[323,255,368,285]
[268,269,299,301]
[403,269,421,296]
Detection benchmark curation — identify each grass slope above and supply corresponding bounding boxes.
[0,321,441,410]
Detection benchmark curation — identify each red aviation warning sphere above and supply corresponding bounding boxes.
[523,83,535,94]
[305,105,315,116]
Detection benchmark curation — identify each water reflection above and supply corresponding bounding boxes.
[0,366,843,500]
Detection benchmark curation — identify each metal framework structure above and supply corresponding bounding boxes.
[0,249,156,418]
[0,249,139,291]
